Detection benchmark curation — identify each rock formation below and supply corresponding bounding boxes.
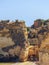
[0,20,29,62]
[0,19,49,62]
[39,33,49,65]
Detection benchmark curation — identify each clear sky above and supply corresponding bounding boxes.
[0,0,49,26]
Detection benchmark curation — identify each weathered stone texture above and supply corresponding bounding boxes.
[39,51,49,65]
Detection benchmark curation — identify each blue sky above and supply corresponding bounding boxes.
[0,0,49,26]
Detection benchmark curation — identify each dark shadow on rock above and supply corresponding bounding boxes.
[0,56,19,62]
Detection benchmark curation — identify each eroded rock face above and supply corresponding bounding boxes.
[0,20,29,61]
[39,33,49,65]
[0,37,14,48]
[28,19,49,62]
[0,19,49,62]
[39,51,49,65]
